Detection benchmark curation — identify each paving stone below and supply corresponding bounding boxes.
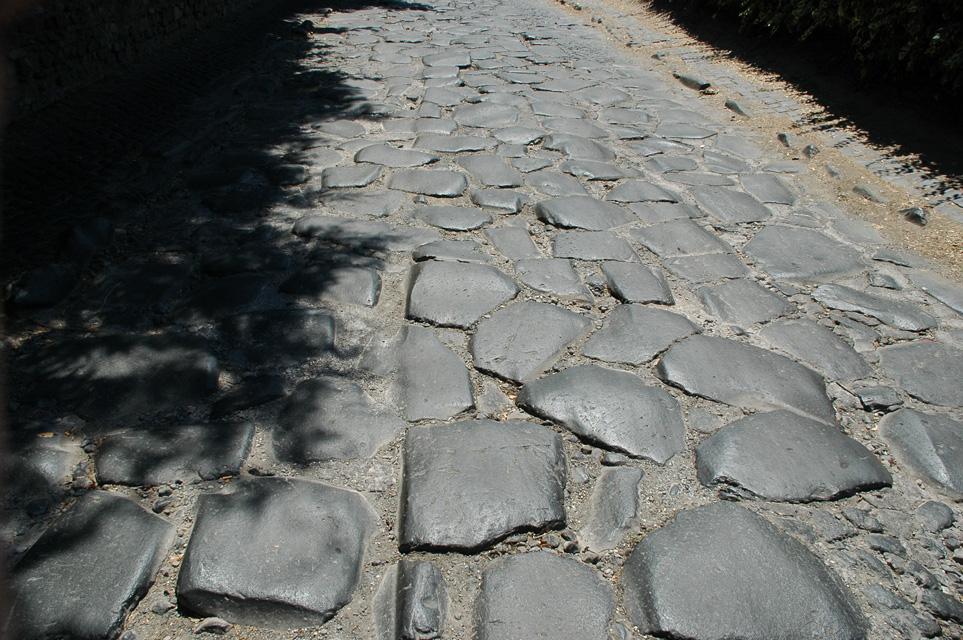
[883,338,963,405]
[274,377,405,463]
[317,190,405,218]
[453,102,520,127]
[387,169,468,197]
[25,333,218,422]
[457,155,523,187]
[854,386,901,410]
[475,551,614,640]
[664,253,750,283]
[880,409,963,496]
[584,304,700,365]
[219,308,336,366]
[9,263,79,309]
[361,325,473,421]
[664,173,737,187]
[200,246,290,276]
[630,219,732,257]
[741,173,797,205]
[656,335,836,423]
[744,226,865,283]
[412,205,492,230]
[386,117,459,134]
[524,170,589,196]
[542,133,616,161]
[715,134,764,159]
[582,467,644,551]
[842,508,883,533]
[646,156,700,173]
[173,274,270,325]
[601,262,674,304]
[873,248,929,269]
[321,164,383,188]
[8,491,174,640]
[535,196,635,230]
[412,240,493,263]
[470,188,529,212]
[413,134,498,152]
[916,501,955,532]
[496,70,544,84]
[690,186,772,223]
[606,180,680,203]
[599,107,654,126]
[655,123,717,139]
[698,279,794,326]
[354,144,439,168]
[315,120,367,138]
[574,86,632,106]
[494,126,546,145]
[94,261,191,312]
[759,319,873,380]
[178,478,376,629]
[421,65,460,80]
[281,263,381,306]
[621,502,867,639]
[96,422,255,486]
[696,410,891,501]
[704,150,752,174]
[514,258,591,301]
[399,420,567,551]
[542,117,609,139]
[911,272,963,316]
[292,216,442,253]
[6,434,83,498]
[552,230,638,262]
[424,49,471,67]
[812,284,937,332]
[833,219,886,245]
[517,364,685,463]
[536,77,598,92]
[630,202,705,223]
[375,560,449,640]
[406,261,519,328]
[211,375,286,420]
[471,301,593,382]
[531,101,586,118]
[485,226,541,259]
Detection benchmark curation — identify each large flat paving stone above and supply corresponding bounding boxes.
[486,226,541,259]
[535,196,635,230]
[406,261,519,328]
[317,190,405,218]
[601,262,674,304]
[517,364,685,463]
[656,335,836,424]
[24,333,218,422]
[697,279,794,327]
[9,491,174,640]
[354,144,440,168]
[515,258,592,301]
[584,304,700,365]
[880,408,963,496]
[525,170,589,196]
[606,180,680,203]
[96,422,255,486]
[911,271,963,316]
[219,309,336,366]
[552,231,638,261]
[173,274,270,325]
[621,502,867,640]
[281,263,381,306]
[759,319,872,380]
[542,133,616,161]
[813,284,937,332]
[292,216,441,253]
[475,551,614,640]
[321,164,383,188]
[413,134,498,153]
[630,219,732,257]
[471,301,593,382]
[663,253,750,283]
[412,240,492,263]
[696,410,891,501]
[457,155,523,187]
[741,173,797,205]
[412,205,492,230]
[453,102,520,127]
[690,186,772,223]
[581,467,644,552]
[274,377,405,463]
[177,478,376,629]
[373,560,449,640]
[744,226,865,283]
[387,169,468,197]
[879,341,963,407]
[399,420,566,552]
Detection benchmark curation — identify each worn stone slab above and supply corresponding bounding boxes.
[585,304,700,365]
[582,467,644,552]
[486,226,541,259]
[812,284,937,332]
[665,172,737,187]
[471,301,592,382]
[646,156,700,173]
[535,196,635,230]
[601,262,674,304]
[475,551,614,640]
[354,144,439,168]
[25,333,218,422]
[413,134,498,152]
[321,164,383,188]
[388,169,468,197]
[292,216,441,253]
[515,258,591,301]
[494,126,546,145]
[470,188,529,213]
[531,100,586,118]
[219,309,336,366]
[457,155,523,187]
[315,119,367,138]
[178,478,376,629]
[879,342,963,407]
[281,263,381,306]
[606,181,680,203]
[656,335,836,423]
[200,246,290,276]
[524,170,589,196]
[211,374,285,420]
[741,173,797,205]
[173,274,270,325]
[574,86,632,106]
[274,377,405,463]
[317,190,405,218]
[517,365,685,463]
[424,49,471,67]
[656,123,717,139]
[374,560,449,640]
[552,231,638,261]
[630,219,731,257]
[704,150,751,174]
[621,502,867,639]
[542,133,616,161]
[630,202,704,224]
[759,319,872,380]
[361,325,473,421]
[696,410,891,501]
[559,160,636,181]
[400,420,566,551]
[715,134,763,159]
[911,272,963,316]
[600,107,654,126]
[412,240,493,263]
[880,409,963,496]
[453,102,520,127]
[663,253,751,283]
[536,77,597,93]
[412,205,492,230]
[690,186,772,223]
[744,226,865,283]
[406,261,519,328]
[95,262,191,310]
[698,279,794,327]
[9,491,174,640]
[543,117,609,139]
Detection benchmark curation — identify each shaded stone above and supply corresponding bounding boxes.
[355,144,439,168]
[321,164,383,188]
[621,502,867,640]
[630,219,731,257]
[515,259,591,301]
[315,120,367,138]
[742,174,797,205]
[911,272,963,316]
[524,170,588,196]
[9,491,174,640]
[373,560,449,640]
[584,305,699,365]
[413,134,498,153]
[457,155,522,187]
[485,226,541,259]
[663,253,750,283]
[552,231,638,261]
[412,206,492,230]
[744,226,865,283]
[606,181,679,203]
[219,309,335,367]
[543,118,609,139]
[400,420,566,552]
[475,552,614,640]
[388,169,468,197]
[96,422,255,486]
[601,262,674,304]
[274,377,405,463]
[173,274,270,325]
[880,409,963,496]
[559,160,636,181]
[656,335,836,423]
[361,325,473,421]
[94,262,191,311]
[412,240,493,263]
[759,319,872,380]
[517,365,685,463]
[406,261,519,329]
[453,103,520,127]
[698,279,794,326]
[292,216,441,253]
[266,164,308,186]
[535,196,634,230]
[470,188,528,213]
[582,467,643,551]
[813,284,937,332]
[317,190,405,218]
[11,263,80,309]
[690,186,772,223]
[281,263,381,306]
[542,133,616,161]
[200,246,290,276]
[211,375,286,420]
[696,410,891,501]
[494,126,546,145]
[471,301,592,382]
[177,478,376,629]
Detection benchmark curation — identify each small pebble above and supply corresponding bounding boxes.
[582,551,601,564]
[562,541,579,553]
[843,507,884,532]
[194,617,232,635]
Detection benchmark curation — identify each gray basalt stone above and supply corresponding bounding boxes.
[690,186,772,223]
[698,279,794,326]
[412,205,492,230]
[485,226,541,259]
[375,560,449,640]
[515,259,591,301]
[354,144,440,168]
[531,101,586,118]
[559,160,636,181]
[517,364,685,463]
[424,49,471,67]
[96,422,255,486]
[646,156,700,173]
[321,164,383,188]
[911,272,963,316]
[696,410,891,501]
[582,467,644,552]
[621,502,868,640]
[655,123,717,139]
[399,420,567,552]
[317,190,405,218]
[406,261,519,328]
[536,77,597,92]
[388,169,468,197]
[453,102,520,128]
[630,219,732,257]
[173,274,270,325]
[552,231,638,261]
[656,335,836,424]
[606,181,680,203]
[274,377,405,463]
[457,155,523,187]
[95,262,191,310]
[744,226,865,283]
[601,262,674,304]
[535,196,635,230]
[475,551,614,640]
[542,133,616,161]
[292,216,441,253]
[574,86,632,106]
[316,119,367,138]
[524,170,589,196]
[812,284,937,332]
[494,126,546,145]
[413,134,498,153]
[9,491,175,640]
[471,301,593,382]
[470,188,529,213]
[741,173,797,205]
[665,173,737,187]
[211,375,285,420]
[879,342,963,407]
[663,253,750,283]
[219,309,336,366]
[200,246,290,276]
[281,263,381,306]
[543,118,609,138]
[759,319,872,380]
[178,478,376,629]
[361,325,473,421]
[600,107,654,126]
[584,304,700,365]
[412,240,493,264]
[880,409,963,496]
[630,202,704,224]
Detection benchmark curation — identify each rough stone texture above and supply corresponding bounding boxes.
[663,253,750,283]
[600,262,674,304]
[400,420,566,552]
[8,491,174,640]
[525,170,589,196]
[414,134,498,153]
[559,160,635,181]
[321,164,383,188]
[281,263,382,307]
[475,551,614,640]
[177,478,376,629]
[219,309,336,366]
[517,365,685,463]
[813,284,937,332]
[355,144,439,168]
[552,231,638,262]
[374,559,449,640]
[453,102,520,128]
[211,375,285,420]
[581,467,644,551]
[406,261,519,329]
[412,240,492,263]
[911,271,963,316]
[744,226,865,283]
[542,133,616,161]
[387,169,468,197]
[656,335,836,424]
[514,258,591,301]
[606,180,679,203]
[741,173,797,205]
[317,190,405,218]
[534,196,635,230]
[631,219,732,257]
[485,226,541,259]
[695,410,892,502]
[690,185,772,223]
[173,273,270,325]
[584,304,700,365]
[697,279,794,327]
[880,409,963,496]
[412,206,492,231]
[470,301,593,382]
[457,155,522,187]
[274,377,405,464]
[470,188,528,212]
[621,502,867,639]
[292,216,442,253]
[759,319,872,381]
